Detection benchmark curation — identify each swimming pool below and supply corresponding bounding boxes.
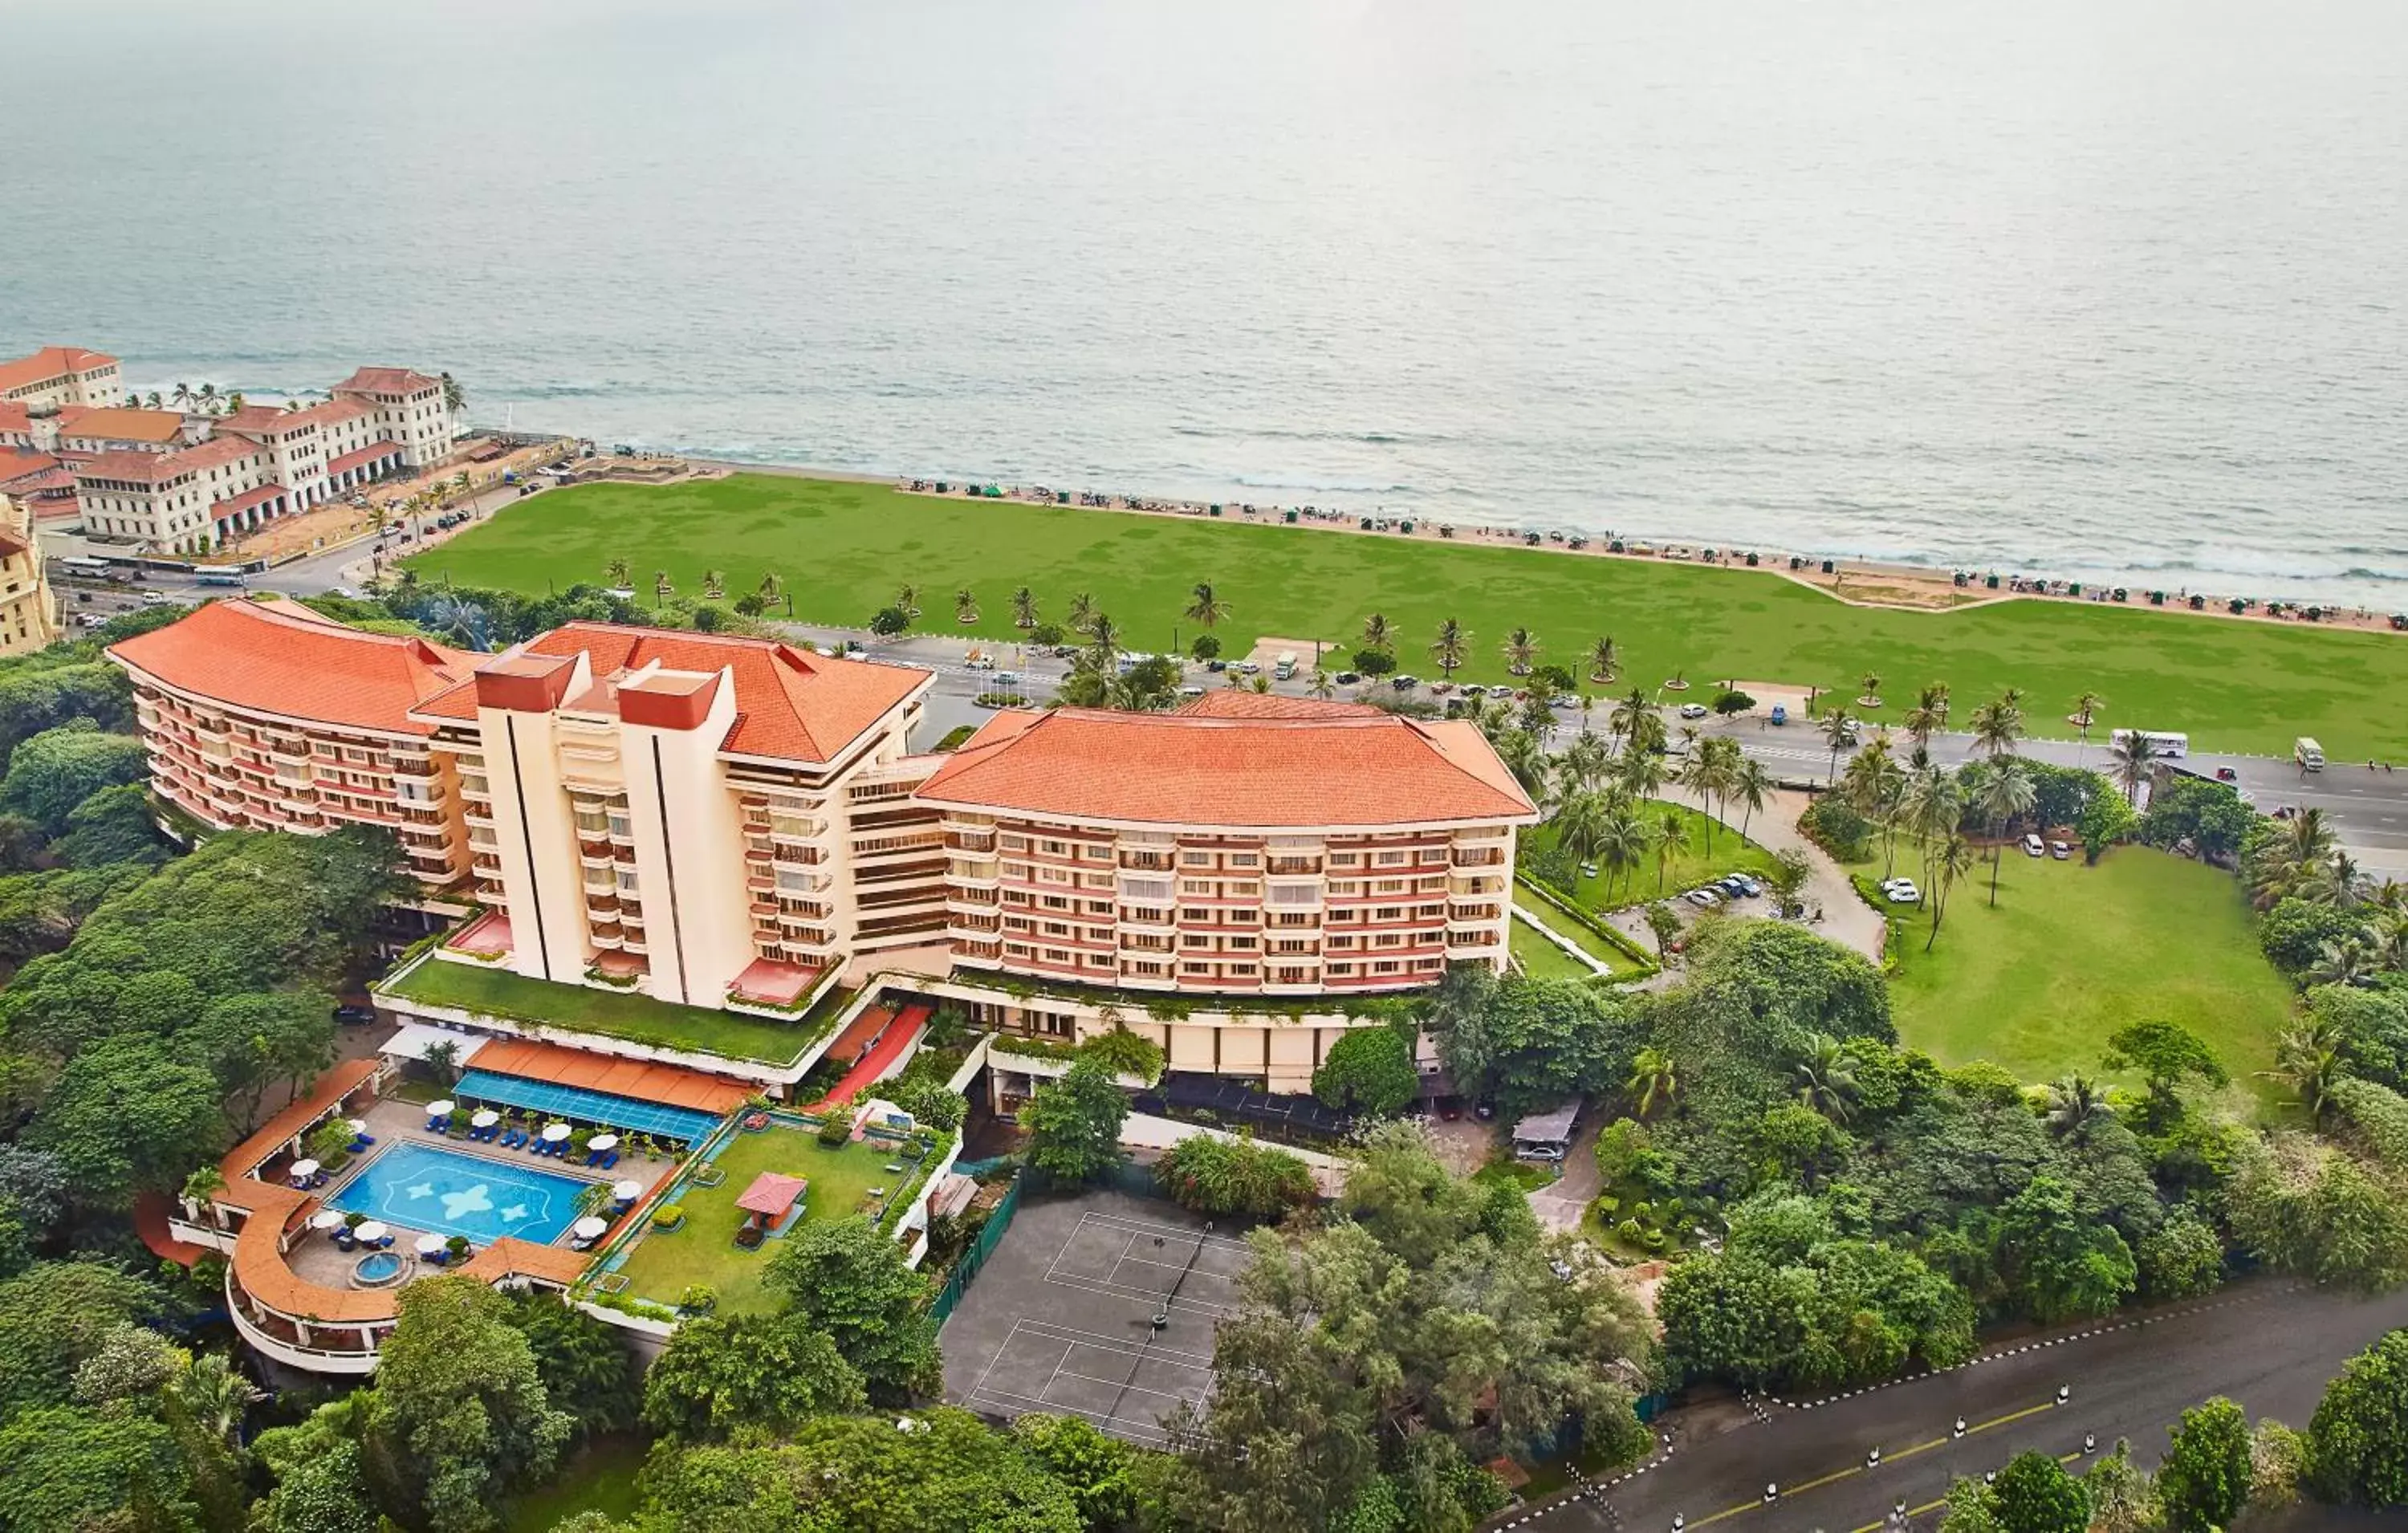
[327,1141,590,1246]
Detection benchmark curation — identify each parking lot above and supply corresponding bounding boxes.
[940,1186,1254,1446]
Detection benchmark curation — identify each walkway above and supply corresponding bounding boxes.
[809,1002,930,1112]
[1527,1110,1603,1233]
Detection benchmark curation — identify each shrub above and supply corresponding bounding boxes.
[1153,1132,1316,1218]
[1029,624,1066,646]
[1352,648,1396,677]
[653,1204,685,1231]
[1190,633,1222,661]
[868,606,910,636]
[816,1114,852,1147]
[1312,1025,1418,1117]
[1800,796,1873,861]
[1076,1027,1166,1086]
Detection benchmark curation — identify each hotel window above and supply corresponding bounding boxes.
[608,812,633,838]
[1227,853,1259,868]
[1039,839,1066,856]
[615,868,641,893]
[1180,879,1215,896]
[774,867,816,893]
[1122,876,1171,902]
[1182,851,1213,867]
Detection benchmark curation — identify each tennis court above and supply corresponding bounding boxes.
[941,1186,1255,1446]
[451,1068,726,1143]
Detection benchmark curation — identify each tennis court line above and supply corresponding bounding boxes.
[1010,1316,1218,1367]
[1070,1210,1255,1253]
[1039,1267,1239,1318]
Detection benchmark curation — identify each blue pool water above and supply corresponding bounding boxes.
[453,1069,726,1143]
[328,1141,589,1246]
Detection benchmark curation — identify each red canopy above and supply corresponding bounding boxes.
[734,1172,809,1217]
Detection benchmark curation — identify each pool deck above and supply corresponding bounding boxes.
[275,1099,678,1294]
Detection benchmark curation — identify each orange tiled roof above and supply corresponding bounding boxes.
[1178,689,1386,720]
[466,1036,755,1114]
[0,346,116,394]
[55,406,184,444]
[289,397,372,426]
[332,366,441,397]
[917,700,1539,828]
[0,449,59,486]
[109,597,475,735]
[0,401,31,433]
[416,624,930,765]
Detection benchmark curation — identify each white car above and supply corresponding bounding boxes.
[1678,702,1709,719]
[1684,888,1722,908]
[1881,878,1922,905]
[2022,833,2045,857]
[2049,840,2072,860]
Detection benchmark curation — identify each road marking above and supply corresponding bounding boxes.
[1663,1397,2060,1529]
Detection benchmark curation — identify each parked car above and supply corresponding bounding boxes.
[1684,888,1722,908]
[1730,873,1763,897]
[140,590,170,606]
[1679,701,1710,719]
[1236,661,1260,675]
[1769,704,1788,726]
[1336,671,1360,685]
[2049,840,2072,860]
[1881,877,1922,905]
[1205,659,1226,672]
[1178,685,1206,698]
[1392,674,1420,690]
[2022,833,2046,857]
[2215,766,2239,782]
[332,1004,378,1026]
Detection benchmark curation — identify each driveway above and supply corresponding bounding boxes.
[1527,1110,1601,1232]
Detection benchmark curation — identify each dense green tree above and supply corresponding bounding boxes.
[1991,1173,2137,1322]
[2260,896,2358,974]
[1019,1059,1129,1185]
[2135,1203,2226,1301]
[0,722,148,837]
[185,990,337,1135]
[2102,1019,2227,1127]
[1011,1413,1135,1531]
[253,1437,379,1533]
[1312,1024,1418,1117]
[638,1409,1084,1533]
[1426,972,1641,1117]
[2225,1134,2408,1291]
[0,663,135,773]
[26,1036,225,1207]
[2304,1328,2408,1507]
[364,1278,575,1533]
[0,1405,202,1533]
[2075,787,2137,864]
[1985,1450,2090,1533]
[0,1262,168,1424]
[502,1293,637,1437]
[55,782,165,868]
[763,1215,941,1402]
[2154,1396,2253,1532]
[642,1312,866,1439]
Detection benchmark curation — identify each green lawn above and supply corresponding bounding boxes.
[380,957,842,1067]
[610,1125,902,1314]
[1511,919,1597,981]
[1526,800,1780,911]
[506,1436,645,1533]
[1866,845,2292,1092]
[405,474,2408,757]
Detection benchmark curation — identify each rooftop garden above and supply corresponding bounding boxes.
[607,1122,935,1315]
[380,956,847,1067]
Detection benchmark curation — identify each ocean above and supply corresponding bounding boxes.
[5,0,2404,605]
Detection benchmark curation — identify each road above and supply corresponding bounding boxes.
[67,535,2408,880]
[1512,1279,2408,1533]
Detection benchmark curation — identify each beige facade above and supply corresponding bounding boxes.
[0,504,59,656]
[0,347,123,410]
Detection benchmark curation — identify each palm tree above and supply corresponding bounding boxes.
[170,381,195,411]
[143,390,164,410]
[1502,627,1540,676]
[1495,730,1550,801]
[2109,730,2155,807]
[2043,1076,2113,1139]
[2306,938,2373,989]
[702,568,727,600]
[1763,848,1811,916]
[1587,635,1619,683]
[1627,1047,1678,1119]
[954,588,978,624]
[1973,758,2037,906]
[757,571,783,600]
[604,556,632,588]
[2262,1026,2346,1121]
[1600,807,1653,905]
[1067,592,1099,634]
[1431,618,1468,682]
[652,569,673,601]
[1902,684,1948,753]
[1654,807,1690,893]
[1819,709,1857,784]
[1971,693,2025,760]
[1858,673,1883,708]
[1731,756,1774,839]
[1608,687,1651,758]
[196,382,218,413]
[1556,732,1613,798]
[1926,832,1976,952]
[1087,612,1121,655]
[1362,612,1395,654]
[1792,1034,1860,1121]
[1011,587,1039,630]
[2316,852,2364,910]
[1552,791,1614,872]
[440,371,467,413]
[1309,669,1336,700]
[895,583,922,616]
[1620,744,1669,803]
[1185,582,1230,632]
[2071,691,2105,762]
[173,1352,262,1449]
[181,1165,229,1239]
[225,391,246,415]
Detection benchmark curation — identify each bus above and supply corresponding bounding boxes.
[193,571,247,588]
[55,556,112,578]
[2110,729,2187,759]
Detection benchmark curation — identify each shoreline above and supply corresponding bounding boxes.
[683,455,2405,636]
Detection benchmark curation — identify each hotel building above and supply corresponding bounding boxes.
[0,490,60,656]
[0,345,124,411]
[112,604,1536,1092]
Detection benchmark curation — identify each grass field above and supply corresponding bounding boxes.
[406,474,2408,756]
[611,1125,900,1314]
[1510,919,1596,981]
[506,1437,643,1533]
[1865,844,2292,1093]
[381,958,845,1067]
[1525,800,1780,910]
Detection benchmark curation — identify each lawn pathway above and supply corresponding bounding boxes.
[1599,784,1884,965]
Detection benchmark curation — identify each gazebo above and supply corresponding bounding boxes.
[734,1172,809,1235]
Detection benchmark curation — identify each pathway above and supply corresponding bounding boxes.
[1527,1111,1602,1233]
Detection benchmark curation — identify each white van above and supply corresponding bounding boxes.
[1273,651,1298,681]
[2022,833,2046,857]
[2294,737,2325,772]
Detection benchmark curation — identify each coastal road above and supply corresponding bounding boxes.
[1516,1279,2408,1533]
